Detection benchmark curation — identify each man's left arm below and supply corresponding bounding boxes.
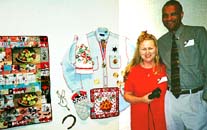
[199,27,207,101]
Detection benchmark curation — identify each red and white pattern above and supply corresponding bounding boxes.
[90,87,119,119]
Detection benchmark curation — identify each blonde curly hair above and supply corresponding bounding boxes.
[123,31,162,81]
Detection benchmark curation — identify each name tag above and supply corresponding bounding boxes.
[158,76,167,84]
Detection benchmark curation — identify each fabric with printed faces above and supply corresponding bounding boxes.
[71,90,90,120]
[0,36,52,129]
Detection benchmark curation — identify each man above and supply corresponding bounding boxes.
[158,0,207,130]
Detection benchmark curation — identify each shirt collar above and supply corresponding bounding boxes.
[95,27,110,42]
[170,24,184,40]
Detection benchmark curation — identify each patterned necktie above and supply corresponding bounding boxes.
[171,34,181,98]
[101,39,106,52]
[101,39,107,68]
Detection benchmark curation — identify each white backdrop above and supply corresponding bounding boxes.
[119,0,207,41]
[0,0,119,130]
[119,0,207,130]
[0,0,207,130]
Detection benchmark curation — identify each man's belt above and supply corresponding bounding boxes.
[168,86,203,95]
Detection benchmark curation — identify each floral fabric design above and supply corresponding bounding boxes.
[75,43,93,74]
[75,43,92,65]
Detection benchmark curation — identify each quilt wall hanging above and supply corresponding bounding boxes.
[61,27,133,122]
[0,36,52,129]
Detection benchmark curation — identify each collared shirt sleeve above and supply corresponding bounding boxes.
[126,38,136,62]
[61,36,93,92]
[61,42,81,92]
[198,27,207,90]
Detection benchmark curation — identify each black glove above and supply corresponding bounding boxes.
[148,87,161,99]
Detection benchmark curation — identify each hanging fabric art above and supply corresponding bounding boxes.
[90,87,119,119]
[0,36,52,129]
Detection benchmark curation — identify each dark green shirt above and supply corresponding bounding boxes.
[158,24,207,90]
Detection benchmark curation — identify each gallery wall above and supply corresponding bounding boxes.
[0,0,206,130]
[119,0,207,129]
[119,0,207,41]
[0,0,119,130]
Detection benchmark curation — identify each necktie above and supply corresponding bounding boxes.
[101,39,106,52]
[101,39,106,68]
[171,34,181,98]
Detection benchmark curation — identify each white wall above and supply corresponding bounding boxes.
[0,0,206,130]
[119,0,207,130]
[0,0,119,130]
[119,0,207,41]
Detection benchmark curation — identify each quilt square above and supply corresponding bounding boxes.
[90,87,119,119]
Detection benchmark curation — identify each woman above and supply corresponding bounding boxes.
[124,31,167,130]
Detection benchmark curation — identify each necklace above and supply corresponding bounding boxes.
[140,63,153,77]
[147,73,151,77]
[146,69,152,77]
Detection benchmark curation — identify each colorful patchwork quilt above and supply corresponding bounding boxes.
[0,36,52,129]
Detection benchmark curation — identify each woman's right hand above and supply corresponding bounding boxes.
[124,91,153,104]
[142,93,153,104]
